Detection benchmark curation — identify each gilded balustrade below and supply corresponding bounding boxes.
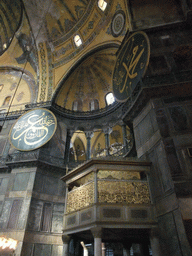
[66,181,95,214]
[66,169,150,214]
[98,180,150,204]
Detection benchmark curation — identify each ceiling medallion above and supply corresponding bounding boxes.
[9,109,57,151]
[111,11,125,38]
[113,31,150,102]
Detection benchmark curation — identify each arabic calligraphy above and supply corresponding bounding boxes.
[10,109,57,151]
[113,31,150,102]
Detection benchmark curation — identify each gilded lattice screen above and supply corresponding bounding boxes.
[66,182,95,213]
[98,180,150,204]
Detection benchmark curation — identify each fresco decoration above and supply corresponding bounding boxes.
[55,47,118,112]
[52,0,116,68]
[45,0,94,46]
[9,108,57,151]
[0,69,38,110]
[0,0,23,56]
[47,43,54,101]
[15,33,38,73]
[39,43,47,102]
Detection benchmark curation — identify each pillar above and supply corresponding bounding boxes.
[121,123,128,154]
[91,227,102,256]
[64,129,72,164]
[85,131,93,160]
[150,228,162,256]
[103,127,112,156]
[62,235,71,256]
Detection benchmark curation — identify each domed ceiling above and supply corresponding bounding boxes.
[55,47,118,112]
[0,0,23,56]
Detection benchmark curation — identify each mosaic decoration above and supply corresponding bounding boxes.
[9,108,57,151]
[0,0,22,55]
[56,48,117,111]
[16,33,38,72]
[16,92,24,102]
[47,42,53,100]
[39,43,47,101]
[66,182,95,213]
[98,180,150,204]
[45,0,93,46]
[111,10,125,37]
[10,83,17,91]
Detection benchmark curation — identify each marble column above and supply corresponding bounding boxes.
[91,227,102,256]
[85,131,93,160]
[103,127,112,156]
[150,228,162,256]
[121,122,128,154]
[64,129,72,164]
[62,235,71,256]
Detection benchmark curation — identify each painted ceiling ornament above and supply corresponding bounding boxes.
[111,10,125,37]
[0,0,23,56]
[15,33,38,72]
[9,109,57,151]
[113,31,150,102]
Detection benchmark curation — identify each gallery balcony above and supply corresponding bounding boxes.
[61,158,157,255]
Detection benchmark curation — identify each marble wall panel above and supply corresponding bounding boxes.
[0,200,12,229]
[33,244,52,256]
[12,172,30,191]
[0,177,9,195]
[27,199,43,231]
[17,199,31,230]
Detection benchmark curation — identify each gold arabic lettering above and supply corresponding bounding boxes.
[119,45,144,94]
[12,112,55,146]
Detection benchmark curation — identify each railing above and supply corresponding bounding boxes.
[66,181,95,213]
[98,180,150,204]
[65,178,150,214]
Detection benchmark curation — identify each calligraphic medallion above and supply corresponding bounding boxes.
[9,108,57,151]
[113,31,150,102]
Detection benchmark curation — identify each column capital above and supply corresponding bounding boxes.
[85,131,93,138]
[91,227,102,238]
[103,127,112,135]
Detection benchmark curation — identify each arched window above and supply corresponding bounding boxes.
[72,99,83,111]
[98,0,107,11]
[105,92,115,106]
[74,35,82,47]
[3,96,11,106]
[89,99,99,111]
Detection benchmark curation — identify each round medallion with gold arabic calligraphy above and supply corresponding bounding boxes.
[9,108,57,151]
[113,31,150,102]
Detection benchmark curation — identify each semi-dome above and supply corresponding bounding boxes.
[54,46,120,115]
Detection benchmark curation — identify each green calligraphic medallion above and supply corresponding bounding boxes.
[113,31,150,102]
[9,108,57,151]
